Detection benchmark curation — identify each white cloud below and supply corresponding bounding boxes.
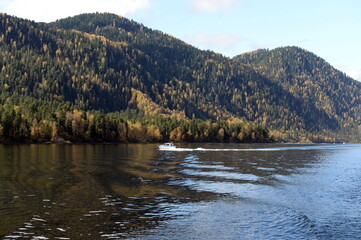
[2,0,151,22]
[187,32,244,54]
[190,0,236,12]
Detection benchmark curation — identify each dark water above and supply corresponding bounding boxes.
[0,143,361,240]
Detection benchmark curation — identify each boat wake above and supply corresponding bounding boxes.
[159,145,344,152]
[161,148,282,152]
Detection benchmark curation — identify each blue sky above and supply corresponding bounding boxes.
[1,0,360,81]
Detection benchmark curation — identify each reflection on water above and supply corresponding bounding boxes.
[0,143,360,239]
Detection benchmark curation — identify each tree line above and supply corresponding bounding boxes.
[0,105,273,143]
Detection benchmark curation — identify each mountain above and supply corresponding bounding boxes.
[234,47,361,130]
[0,12,360,142]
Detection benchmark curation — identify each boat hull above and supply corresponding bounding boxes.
[158,145,177,150]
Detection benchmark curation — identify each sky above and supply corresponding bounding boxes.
[0,0,360,81]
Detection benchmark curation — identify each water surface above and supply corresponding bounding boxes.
[0,143,360,239]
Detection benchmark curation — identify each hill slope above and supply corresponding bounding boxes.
[0,13,360,142]
[234,47,361,130]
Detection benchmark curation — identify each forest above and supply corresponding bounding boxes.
[0,12,360,143]
[0,105,273,143]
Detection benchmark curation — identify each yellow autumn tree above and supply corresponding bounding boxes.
[169,127,183,142]
[146,125,163,142]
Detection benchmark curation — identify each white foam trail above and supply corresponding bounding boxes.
[159,145,342,152]
[161,148,282,152]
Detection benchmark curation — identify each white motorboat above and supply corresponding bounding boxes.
[158,143,177,150]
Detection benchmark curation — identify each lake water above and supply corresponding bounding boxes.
[0,143,361,240]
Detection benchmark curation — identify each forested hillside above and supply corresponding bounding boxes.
[0,12,360,143]
[235,47,361,130]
